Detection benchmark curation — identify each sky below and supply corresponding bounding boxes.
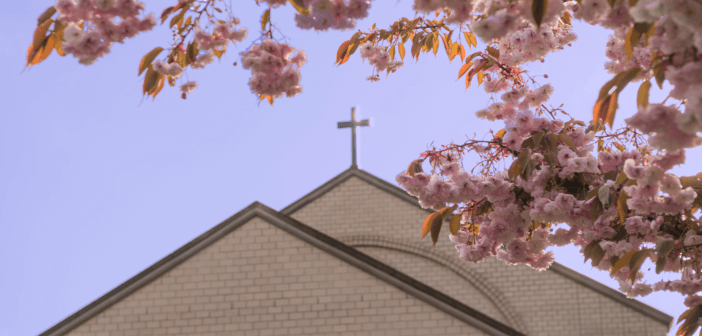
[0,1,696,335]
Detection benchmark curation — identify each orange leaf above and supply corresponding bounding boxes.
[421,212,441,241]
[457,62,472,80]
[336,40,352,65]
[398,42,406,61]
[450,42,459,62]
[458,44,465,61]
[477,71,484,85]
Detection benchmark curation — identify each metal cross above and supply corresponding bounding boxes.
[337,107,370,168]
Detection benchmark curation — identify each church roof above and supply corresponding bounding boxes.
[40,202,525,336]
[282,166,674,328]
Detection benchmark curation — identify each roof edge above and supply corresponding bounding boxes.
[281,166,430,216]
[548,262,673,327]
[280,167,673,328]
[39,202,264,336]
[40,202,522,336]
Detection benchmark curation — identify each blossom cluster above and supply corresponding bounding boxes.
[414,0,566,38]
[55,0,156,65]
[240,40,307,99]
[194,21,247,51]
[603,28,653,75]
[295,0,372,31]
[358,41,403,79]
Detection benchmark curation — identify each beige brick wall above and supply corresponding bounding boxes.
[289,176,670,336]
[354,246,509,326]
[66,217,488,336]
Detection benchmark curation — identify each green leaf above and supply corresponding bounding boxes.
[139,47,164,76]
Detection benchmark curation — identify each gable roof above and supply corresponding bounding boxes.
[41,202,524,336]
[281,166,673,329]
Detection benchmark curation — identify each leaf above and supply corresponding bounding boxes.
[584,240,606,267]
[142,66,161,96]
[517,149,532,174]
[596,67,642,102]
[388,45,395,60]
[495,129,506,140]
[37,6,56,27]
[617,190,629,224]
[53,29,65,56]
[288,0,310,15]
[610,250,638,276]
[561,11,572,25]
[170,8,186,28]
[627,249,652,282]
[655,238,674,274]
[457,62,472,80]
[654,61,665,89]
[465,52,481,65]
[212,47,225,59]
[477,71,484,85]
[407,159,423,177]
[677,306,702,336]
[450,42,459,62]
[508,159,521,181]
[26,34,53,66]
[32,19,53,52]
[449,214,461,236]
[469,33,477,47]
[139,47,164,76]
[422,205,456,245]
[152,73,166,98]
[590,196,603,220]
[398,42,406,61]
[464,32,473,48]
[335,40,352,65]
[593,94,612,125]
[637,80,651,108]
[261,9,270,31]
[160,6,176,24]
[626,35,638,61]
[441,34,451,58]
[457,44,465,61]
[532,0,549,28]
[531,132,544,149]
[598,184,612,208]
[604,91,619,128]
[558,134,577,150]
[610,249,651,280]
[486,46,499,59]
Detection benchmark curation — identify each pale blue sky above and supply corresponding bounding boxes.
[0,1,694,335]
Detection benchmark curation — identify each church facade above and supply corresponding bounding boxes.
[41,167,673,336]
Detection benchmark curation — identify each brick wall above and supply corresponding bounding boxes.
[289,176,670,336]
[66,217,487,336]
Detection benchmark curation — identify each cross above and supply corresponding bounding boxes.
[337,107,370,168]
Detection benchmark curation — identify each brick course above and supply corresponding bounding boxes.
[289,176,669,336]
[66,217,487,336]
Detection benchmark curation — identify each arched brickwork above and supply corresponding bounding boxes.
[339,234,529,334]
